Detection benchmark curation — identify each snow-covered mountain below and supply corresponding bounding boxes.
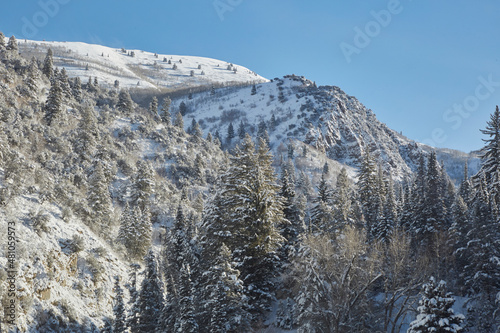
[17,39,267,91]
[171,74,479,182]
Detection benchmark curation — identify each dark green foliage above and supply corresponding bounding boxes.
[44,80,63,126]
[408,277,464,333]
[138,251,164,332]
[201,135,285,315]
[161,97,172,125]
[113,276,127,333]
[117,89,134,113]
[43,48,54,78]
[179,101,187,115]
[226,122,235,144]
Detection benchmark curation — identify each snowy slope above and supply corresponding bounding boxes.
[173,75,479,182]
[17,39,267,90]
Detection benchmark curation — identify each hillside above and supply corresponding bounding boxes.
[171,74,479,182]
[17,39,267,91]
[1,35,494,332]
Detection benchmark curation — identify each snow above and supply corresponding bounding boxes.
[17,39,268,90]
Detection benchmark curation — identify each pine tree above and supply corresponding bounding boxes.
[117,89,134,114]
[407,277,464,333]
[149,96,158,116]
[461,175,500,295]
[0,32,5,49]
[43,48,54,78]
[138,251,164,332]
[73,104,99,163]
[113,276,127,333]
[178,263,199,332]
[130,160,155,212]
[204,244,250,333]
[251,84,257,95]
[25,57,40,97]
[126,264,141,333]
[190,121,203,143]
[58,68,72,100]
[458,161,473,205]
[174,112,184,130]
[422,151,446,238]
[238,120,246,139]
[44,79,64,126]
[87,162,113,233]
[226,122,235,144]
[7,35,17,51]
[257,120,270,146]
[118,204,152,260]
[72,77,82,101]
[201,135,285,315]
[310,173,334,234]
[357,151,378,240]
[332,167,352,230]
[179,101,187,115]
[479,105,500,204]
[161,97,172,125]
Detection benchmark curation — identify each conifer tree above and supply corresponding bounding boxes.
[174,112,184,130]
[126,264,141,333]
[179,101,187,116]
[251,84,257,95]
[332,167,352,230]
[423,151,446,235]
[113,276,127,333]
[74,104,99,163]
[407,277,464,333]
[479,105,500,204]
[44,79,63,126]
[357,151,378,239]
[72,77,82,102]
[204,244,250,333]
[43,48,54,78]
[226,122,235,144]
[0,32,5,49]
[130,160,155,212]
[58,68,72,100]
[138,251,164,332]
[7,36,17,51]
[201,135,285,315]
[87,162,113,233]
[238,120,246,139]
[310,173,334,234]
[117,89,134,114]
[149,96,158,116]
[161,97,172,125]
[178,263,199,332]
[25,57,40,97]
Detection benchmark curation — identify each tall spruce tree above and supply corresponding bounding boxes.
[113,276,127,333]
[357,151,378,240]
[201,135,285,316]
[44,79,64,126]
[407,277,464,333]
[479,105,500,204]
[161,97,172,125]
[43,48,54,78]
[138,251,164,332]
[117,89,134,114]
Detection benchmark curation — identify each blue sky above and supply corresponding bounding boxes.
[2,0,499,153]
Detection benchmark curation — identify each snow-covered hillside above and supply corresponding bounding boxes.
[17,39,267,91]
[172,75,479,182]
